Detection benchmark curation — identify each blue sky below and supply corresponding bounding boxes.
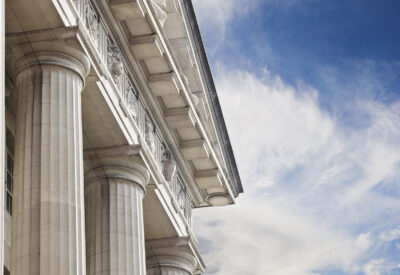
[191,1,400,275]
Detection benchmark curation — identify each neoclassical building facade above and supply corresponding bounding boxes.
[1,0,243,274]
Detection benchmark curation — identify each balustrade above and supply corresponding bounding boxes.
[72,0,193,227]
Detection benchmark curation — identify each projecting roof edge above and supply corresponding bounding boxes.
[181,0,243,195]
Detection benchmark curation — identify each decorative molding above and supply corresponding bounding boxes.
[145,115,156,153]
[161,146,176,181]
[83,144,142,160]
[86,2,99,43]
[6,29,91,82]
[146,246,197,274]
[5,26,80,45]
[107,38,123,84]
[15,51,89,82]
[145,236,190,249]
[125,78,139,117]
[206,193,231,207]
[85,165,150,193]
[151,1,167,27]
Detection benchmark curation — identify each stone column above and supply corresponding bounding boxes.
[11,45,90,275]
[84,149,150,275]
[146,247,197,275]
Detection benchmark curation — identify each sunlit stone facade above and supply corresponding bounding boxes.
[2,0,243,274]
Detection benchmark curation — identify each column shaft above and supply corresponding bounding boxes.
[11,55,87,275]
[84,162,149,275]
[86,178,145,275]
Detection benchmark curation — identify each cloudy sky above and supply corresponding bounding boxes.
[191,1,400,274]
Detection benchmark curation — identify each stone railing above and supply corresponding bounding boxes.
[71,0,193,227]
[170,175,193,226]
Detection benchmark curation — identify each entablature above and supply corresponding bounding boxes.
[68,0,239,206]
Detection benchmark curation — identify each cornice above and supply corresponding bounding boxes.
[92,0,220,207]
[139,0,239,202]
[180,0,243,195]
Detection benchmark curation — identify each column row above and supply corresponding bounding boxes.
[9,44,198,275]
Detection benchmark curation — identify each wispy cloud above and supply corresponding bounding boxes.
[362,258,400,275]
[196,199,372,275]
[193,65,400,275]
[192,0,304,53]
[379,228,400,243]
[192,0,258,38]
[191,1,400,274]
[191,0,255,54]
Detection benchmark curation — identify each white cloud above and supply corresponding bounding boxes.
[213,68,337,188]
[191,0,257,53]
[192,0,303,31]
[193,66,400,275]
[363,259,386,275]
[192,0,303,52]
[361,258,400,275]
[379,228,400,242]
[195,199,371,275]
[192,0,257,36]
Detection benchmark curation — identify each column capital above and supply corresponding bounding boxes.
[146,237,203,274]
[146,247,197,274]
[84,145,150,193]
[15,49,90,83]
[7,27,90,82]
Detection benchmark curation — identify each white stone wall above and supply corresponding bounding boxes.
[4,213,11,271]
[1,0,5,270]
